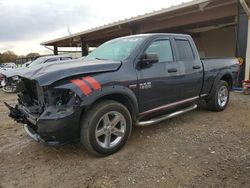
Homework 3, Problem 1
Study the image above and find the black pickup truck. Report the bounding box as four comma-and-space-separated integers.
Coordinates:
5, 34, 239, 156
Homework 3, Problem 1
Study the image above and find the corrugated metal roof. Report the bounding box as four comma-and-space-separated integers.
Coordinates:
41, 0, 210, 45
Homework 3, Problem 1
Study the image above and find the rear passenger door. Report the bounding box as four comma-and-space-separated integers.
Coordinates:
173, 37, 203, 100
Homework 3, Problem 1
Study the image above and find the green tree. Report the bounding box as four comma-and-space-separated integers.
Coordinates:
1, 51, 18, 63
26, 53, 40, 58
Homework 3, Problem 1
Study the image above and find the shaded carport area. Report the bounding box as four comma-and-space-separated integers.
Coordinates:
41, 0, 250, 80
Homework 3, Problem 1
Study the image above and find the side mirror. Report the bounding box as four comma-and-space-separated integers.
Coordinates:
140, 53, 159, 67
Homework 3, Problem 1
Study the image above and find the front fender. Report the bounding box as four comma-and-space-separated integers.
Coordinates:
55, 83, 139, 117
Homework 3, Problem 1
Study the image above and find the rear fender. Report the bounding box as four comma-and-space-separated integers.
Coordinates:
207, 70, 233, 99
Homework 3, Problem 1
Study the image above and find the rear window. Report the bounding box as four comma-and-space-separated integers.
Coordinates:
175, 39, 194, 61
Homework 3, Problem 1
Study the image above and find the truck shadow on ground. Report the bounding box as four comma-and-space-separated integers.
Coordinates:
24, 100, 211, 160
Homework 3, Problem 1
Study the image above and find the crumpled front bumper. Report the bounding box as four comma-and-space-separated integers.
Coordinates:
5, 103, 82, 146
23, 124, 61, 146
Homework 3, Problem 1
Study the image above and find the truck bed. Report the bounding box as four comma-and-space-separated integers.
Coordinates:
201, 57, 239, 95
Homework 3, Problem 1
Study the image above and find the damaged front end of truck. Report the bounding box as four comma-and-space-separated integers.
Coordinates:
3, 60, 121, 146
5, 77, 83, 146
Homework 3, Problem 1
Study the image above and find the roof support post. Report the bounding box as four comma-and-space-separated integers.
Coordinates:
81, 37, 88, 57
245, 18, 250, 80
53, 46, 58, 55
240, 0, 250, 80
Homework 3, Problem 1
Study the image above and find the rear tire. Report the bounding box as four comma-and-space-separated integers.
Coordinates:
206, 80, 230, 111
80, 100, 132, 156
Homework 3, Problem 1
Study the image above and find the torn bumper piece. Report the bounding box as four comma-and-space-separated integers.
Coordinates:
5, 103, 82, 146
23, 124, 60, 146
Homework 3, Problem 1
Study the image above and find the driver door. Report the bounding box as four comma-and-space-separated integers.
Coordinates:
137, 37, 181, 113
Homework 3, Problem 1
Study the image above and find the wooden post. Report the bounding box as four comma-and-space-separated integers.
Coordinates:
237, 1, 249, 81
81, 37, 88, 56
53, 46, 58, 55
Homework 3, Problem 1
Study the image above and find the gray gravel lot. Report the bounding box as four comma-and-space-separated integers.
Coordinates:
0, 91, 250, 188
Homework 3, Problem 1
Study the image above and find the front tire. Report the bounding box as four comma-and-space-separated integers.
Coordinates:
80, 100, 132, 156
206, 80, 230, 111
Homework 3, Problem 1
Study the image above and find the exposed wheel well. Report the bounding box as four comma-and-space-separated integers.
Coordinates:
221, 74, 233, 89
90, 94, 137, 123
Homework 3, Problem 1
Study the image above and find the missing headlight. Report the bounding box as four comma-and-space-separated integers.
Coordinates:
44, 89, 80, 107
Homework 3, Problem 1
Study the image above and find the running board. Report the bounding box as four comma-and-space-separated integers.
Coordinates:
136, 103, 197, 126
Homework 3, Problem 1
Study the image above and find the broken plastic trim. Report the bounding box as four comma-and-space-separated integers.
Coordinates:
23, 124, 61, 146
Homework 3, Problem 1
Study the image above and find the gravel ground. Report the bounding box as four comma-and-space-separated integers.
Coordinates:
0, 90, 250, 188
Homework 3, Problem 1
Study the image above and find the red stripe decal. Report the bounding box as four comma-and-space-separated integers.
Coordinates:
83, 76, 101, 90
71, 79, 92, 96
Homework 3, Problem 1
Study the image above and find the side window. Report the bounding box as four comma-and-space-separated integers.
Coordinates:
45, 58, 59, 63
145, 40, 173, 63
61, 57, 72, 61
175, 39, 194, 60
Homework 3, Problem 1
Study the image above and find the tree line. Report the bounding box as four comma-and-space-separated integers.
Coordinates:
0, 51, 40, 64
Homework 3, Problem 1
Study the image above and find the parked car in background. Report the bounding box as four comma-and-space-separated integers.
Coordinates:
27, 55, 73, 68
22, 61, 32, 68
0, 63, 17, 88
0, 62, 17, 70
0, 55, 73, 92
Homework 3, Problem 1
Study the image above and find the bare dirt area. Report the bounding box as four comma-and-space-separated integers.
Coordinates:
0, 90, 250, 188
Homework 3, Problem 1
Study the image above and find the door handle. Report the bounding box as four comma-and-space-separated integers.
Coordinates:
193, 65, 201, 69
168, 68, 178, 73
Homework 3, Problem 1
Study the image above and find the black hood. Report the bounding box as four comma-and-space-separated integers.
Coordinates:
4, 59, 121, 86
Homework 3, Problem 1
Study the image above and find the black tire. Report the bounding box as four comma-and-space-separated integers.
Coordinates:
206, 80, 230, 111
80, 100, 132, 156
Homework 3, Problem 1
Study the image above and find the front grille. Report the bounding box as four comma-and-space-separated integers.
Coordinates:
22, 78, 38, 100
17, 78, 41, 108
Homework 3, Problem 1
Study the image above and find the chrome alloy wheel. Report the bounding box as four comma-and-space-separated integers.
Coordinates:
218, 85, 228, 107
95, 111, 126, 149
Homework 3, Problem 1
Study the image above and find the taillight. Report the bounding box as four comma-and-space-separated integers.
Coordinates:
238, 57, 244, 65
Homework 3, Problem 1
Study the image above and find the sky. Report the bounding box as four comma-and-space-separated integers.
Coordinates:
0, 0, 191, 55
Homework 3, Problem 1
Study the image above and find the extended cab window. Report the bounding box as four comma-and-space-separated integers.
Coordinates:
175, 39, 194, 60
145, 40, 173, 63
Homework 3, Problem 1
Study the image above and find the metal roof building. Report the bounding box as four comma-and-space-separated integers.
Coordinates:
41, 0, 250, 80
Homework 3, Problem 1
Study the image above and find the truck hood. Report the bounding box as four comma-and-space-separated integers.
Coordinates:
4, 59, 122, 86
2, 67, 27, 78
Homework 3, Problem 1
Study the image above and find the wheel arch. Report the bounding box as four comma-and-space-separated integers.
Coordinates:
80, 86, 139, 123
220, 74, 233, 89
207, 70, 233, 99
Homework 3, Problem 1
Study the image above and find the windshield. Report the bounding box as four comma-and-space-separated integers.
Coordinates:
85, 37, 144, 61
28, 57, 46, 67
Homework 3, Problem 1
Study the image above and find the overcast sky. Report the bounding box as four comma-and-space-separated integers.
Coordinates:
0, 0, 191, 55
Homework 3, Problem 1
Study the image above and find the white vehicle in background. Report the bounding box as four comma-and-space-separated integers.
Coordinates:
0, 62, 17, 70
0, 55, 74, 92
22, 61, 32, 68
0, 63, 17, 88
